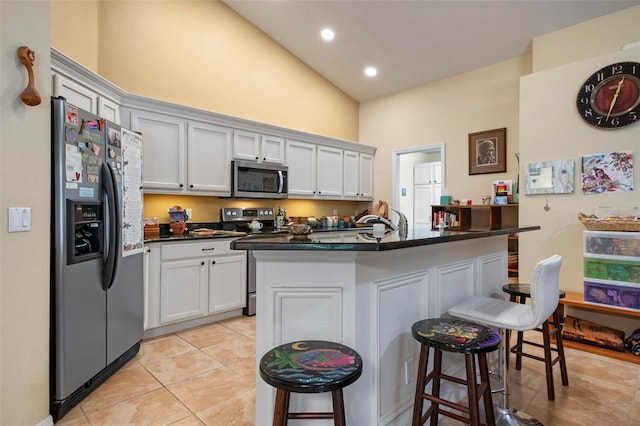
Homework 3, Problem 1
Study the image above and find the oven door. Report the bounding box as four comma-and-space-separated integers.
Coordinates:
233, 160, 288, 199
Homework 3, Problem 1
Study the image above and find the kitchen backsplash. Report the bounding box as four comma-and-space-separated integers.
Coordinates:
144, 194, 369, 223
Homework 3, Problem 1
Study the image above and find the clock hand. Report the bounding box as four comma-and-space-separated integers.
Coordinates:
606, 76, 625, 120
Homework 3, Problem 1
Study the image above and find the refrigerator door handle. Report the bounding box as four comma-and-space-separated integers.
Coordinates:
101, 162, 120, 291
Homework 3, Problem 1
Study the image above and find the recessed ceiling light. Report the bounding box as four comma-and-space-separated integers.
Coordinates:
364, 67, 378, 77
320, 28, 335, 41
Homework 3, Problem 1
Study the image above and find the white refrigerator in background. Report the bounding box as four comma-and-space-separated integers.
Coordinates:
50, 97, 144, 421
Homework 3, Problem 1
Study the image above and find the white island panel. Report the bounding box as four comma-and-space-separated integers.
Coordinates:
253, 235, 507, 425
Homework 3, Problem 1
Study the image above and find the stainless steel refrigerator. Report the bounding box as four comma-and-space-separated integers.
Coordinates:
50, 97, 144, 421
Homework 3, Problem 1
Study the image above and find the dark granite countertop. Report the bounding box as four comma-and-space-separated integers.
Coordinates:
144, 223, 373, 243
144, 231, 247, 243
230, 226, 540, 252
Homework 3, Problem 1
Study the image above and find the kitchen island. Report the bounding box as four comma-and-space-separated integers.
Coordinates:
231, 226, 539, 426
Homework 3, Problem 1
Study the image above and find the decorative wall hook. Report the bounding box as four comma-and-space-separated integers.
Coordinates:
18, 45, 42, 106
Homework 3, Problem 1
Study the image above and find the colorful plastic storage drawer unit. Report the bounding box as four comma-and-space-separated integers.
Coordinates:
584, 281, 640, 311
584, 257, 640, 284
584, 230, 640, 258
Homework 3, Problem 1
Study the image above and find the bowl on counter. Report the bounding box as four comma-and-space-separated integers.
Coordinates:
288, 223, 313, 239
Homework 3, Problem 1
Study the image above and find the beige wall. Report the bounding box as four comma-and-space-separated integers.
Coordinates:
519, 46, 640, 334
360, 55, 531, 205
520, 8, 640, 334
50, 0, 99, 72
361, 7, 640, 335
533, 6, 640, 72
0, 2, 51, 425
95, 0, 359, 141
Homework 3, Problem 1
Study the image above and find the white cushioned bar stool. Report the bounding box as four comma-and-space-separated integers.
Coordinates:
448, 254, 562, 426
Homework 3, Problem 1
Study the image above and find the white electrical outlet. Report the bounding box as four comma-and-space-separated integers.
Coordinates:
404, 357, 414, 385
185, 208, 192, 219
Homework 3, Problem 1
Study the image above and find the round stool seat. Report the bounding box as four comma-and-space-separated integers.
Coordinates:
411, 318, 500, 426
503, 283, 566, 299
412, 318, 501, 355
260, 340, 362, 394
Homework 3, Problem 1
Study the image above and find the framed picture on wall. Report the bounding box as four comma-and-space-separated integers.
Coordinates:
468, 128, 507, 175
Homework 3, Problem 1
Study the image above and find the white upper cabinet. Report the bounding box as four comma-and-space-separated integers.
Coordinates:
285, 140, 316, 196
131, 110, 232, 195
131, 110, 186, 191
97, 97, 121, 124
286, 142, 348, 199
53, 73, 98, 114
260, 135, 285, 164
52, 73, 121, 124
359, 153, 374, 200
187, 122, 232, 194
343, 151, 373, 200
233, 130, 260, 162
233, 130, 284, 164
316, 146, 343, 198
52, 49, 376, 199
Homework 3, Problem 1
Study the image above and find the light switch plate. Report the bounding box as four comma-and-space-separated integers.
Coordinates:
8, 207, 31, 232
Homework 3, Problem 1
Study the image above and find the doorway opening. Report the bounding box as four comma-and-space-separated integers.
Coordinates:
392, 144, 445, 230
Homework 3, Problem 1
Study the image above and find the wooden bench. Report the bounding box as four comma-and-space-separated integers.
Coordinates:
558, 291, 640, 364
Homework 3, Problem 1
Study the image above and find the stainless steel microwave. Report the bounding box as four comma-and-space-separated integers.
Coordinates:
232, 160, 288, 199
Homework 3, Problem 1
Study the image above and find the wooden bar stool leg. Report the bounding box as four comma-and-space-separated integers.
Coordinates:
541, 318, 555, 400
430, 349, 443, 426
478, 353, 495, 426
412, 344, 430, 426
331, 388, 346, 426
553, 309, 569, 387
273, 389, 289, 426
465, 354, 481, 426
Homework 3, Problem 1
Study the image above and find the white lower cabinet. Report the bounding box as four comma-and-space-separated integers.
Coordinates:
160, 258, 209, 324
146, 239, 247, 332
208, 253, 247, 314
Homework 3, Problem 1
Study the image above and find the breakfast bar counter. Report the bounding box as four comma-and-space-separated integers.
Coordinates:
231, 226, 539, 425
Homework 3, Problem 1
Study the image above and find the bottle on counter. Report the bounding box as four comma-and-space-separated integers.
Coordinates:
276, 207, 285, 229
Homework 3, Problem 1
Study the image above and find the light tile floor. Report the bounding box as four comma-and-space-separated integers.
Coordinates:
56, 315, 640, 425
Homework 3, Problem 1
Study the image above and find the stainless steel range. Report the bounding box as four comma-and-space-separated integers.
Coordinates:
220, 207, 275, 233
221, 207, 275, 315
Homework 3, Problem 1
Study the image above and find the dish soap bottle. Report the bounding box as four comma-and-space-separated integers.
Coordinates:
276, 207, 285, 229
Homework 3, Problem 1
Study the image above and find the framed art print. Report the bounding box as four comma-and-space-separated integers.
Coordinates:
469, 128, 506, 175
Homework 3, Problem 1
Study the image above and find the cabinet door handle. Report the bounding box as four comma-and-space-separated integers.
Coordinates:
179, 183, 184, 188
255, 156, 259, 160
190, 184, 194, 188
201, 261, 205, 265
211, 260, 216, 265
201, 247, 215, 251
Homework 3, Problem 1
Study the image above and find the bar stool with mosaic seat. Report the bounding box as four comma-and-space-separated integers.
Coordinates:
259, 340, 362, 426
411, 317, 501, 426
502, 283, 569, 400
448, 254, 562, 426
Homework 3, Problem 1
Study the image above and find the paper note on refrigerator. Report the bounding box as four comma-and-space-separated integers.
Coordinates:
121, 129, 143, 257
65, 144, 83, 183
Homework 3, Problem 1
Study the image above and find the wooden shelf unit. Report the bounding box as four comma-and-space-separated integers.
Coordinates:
558, 291, 640, 365
431, 204, 518, 231
432, 204, 520, 277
